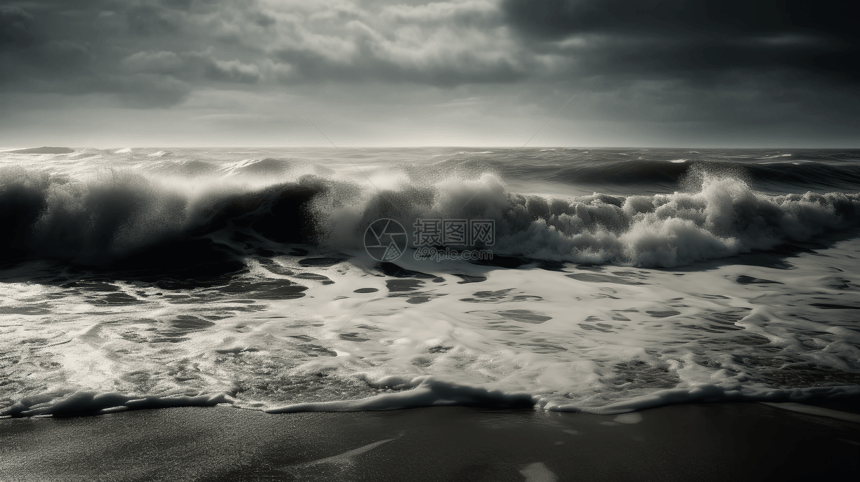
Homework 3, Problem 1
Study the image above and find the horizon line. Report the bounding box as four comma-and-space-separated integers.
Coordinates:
3, 145, 860, 151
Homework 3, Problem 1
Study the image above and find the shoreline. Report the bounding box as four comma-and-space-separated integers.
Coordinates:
1, 402, 858, 481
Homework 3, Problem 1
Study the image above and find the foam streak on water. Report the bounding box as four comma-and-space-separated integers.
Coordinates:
1, 147, 858, 417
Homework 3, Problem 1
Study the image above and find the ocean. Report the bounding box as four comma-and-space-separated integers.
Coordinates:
1, 147, 859, 417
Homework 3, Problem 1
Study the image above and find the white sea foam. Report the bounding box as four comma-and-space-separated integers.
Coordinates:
2, 235, 859, 417
521, 462, 558, 482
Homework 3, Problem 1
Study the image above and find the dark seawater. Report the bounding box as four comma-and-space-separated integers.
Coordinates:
1, 147, 859, 417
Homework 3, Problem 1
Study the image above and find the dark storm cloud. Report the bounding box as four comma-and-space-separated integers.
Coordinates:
502, 0, 860, 84
272, 40, 524, 86
0, 0, 267, 107
0, 5, 37, 48
0, 3, 99, 95
126, 4, 182, 35
123, 50, 262, 84
2, 0, 851, 98
504, 0, 858, 39
266, 0, 528, 85
496, 0, 860, 137
0, 0, 532, 107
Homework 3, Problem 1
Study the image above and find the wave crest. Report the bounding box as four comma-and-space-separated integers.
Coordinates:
1, 164, 858, 268
315, 173, 860, 267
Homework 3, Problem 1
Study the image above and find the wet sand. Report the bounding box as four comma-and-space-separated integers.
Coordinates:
1, 403, 858, 481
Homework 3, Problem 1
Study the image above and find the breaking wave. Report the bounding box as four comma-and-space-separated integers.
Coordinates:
1, 161, 859, 269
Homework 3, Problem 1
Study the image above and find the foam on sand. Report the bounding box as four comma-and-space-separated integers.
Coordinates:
266, 378, 535, 413
0, 392, 232, 418
521, 462, 558, 482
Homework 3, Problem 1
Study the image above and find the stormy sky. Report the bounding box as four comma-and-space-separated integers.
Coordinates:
1, 0, 858, 147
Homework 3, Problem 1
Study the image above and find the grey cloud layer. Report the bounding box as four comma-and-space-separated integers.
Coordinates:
0, 0, 532, 106
500, 0, 860, 135
1, 0, 279, 106
3, 1, 856, 97
1, 0, 858, 144
503, 0, 859, 84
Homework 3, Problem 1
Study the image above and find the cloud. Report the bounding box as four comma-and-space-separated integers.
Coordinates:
123, 50, 184, 73
0, 5, 36, 49
126, 4, 181, 36
1, 0, 858, 146
123, 49, 261, 83
105, 74, 193, 108
502, 0, 859, 40
0, 0, 533, 106
501, 0, 860, 85
380, 0, 499, 24
270, 22, 527, 85
261, 1, 529, 85
0, 0, 267, 107
492, 0, 860, 136
2, 0, 858, 95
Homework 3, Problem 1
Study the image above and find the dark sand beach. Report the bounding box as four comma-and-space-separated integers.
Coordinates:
2, 403, 858, 481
